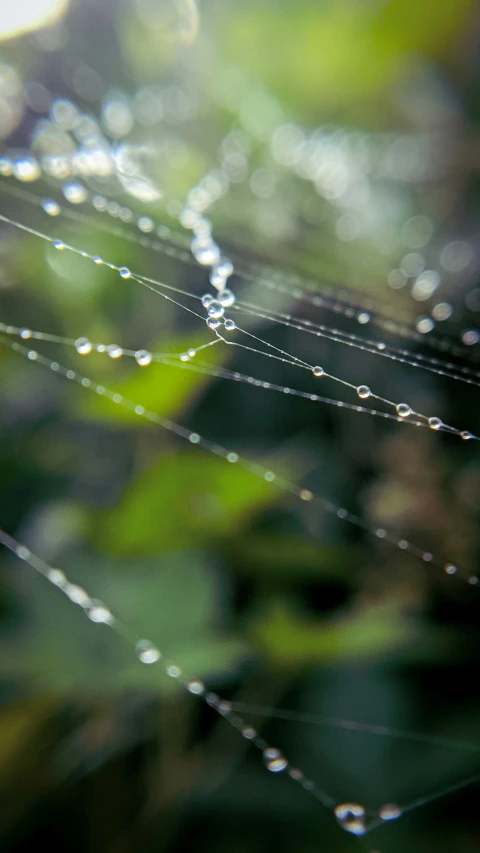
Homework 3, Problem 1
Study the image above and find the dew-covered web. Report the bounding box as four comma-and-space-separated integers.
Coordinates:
0, 3, 479, 848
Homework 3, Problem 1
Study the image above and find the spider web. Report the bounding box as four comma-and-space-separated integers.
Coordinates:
0, 5, 479, 848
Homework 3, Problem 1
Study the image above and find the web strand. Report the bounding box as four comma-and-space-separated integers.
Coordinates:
0, 211, 477, 442
1, 333, 478, 586
1, 528, 478, 838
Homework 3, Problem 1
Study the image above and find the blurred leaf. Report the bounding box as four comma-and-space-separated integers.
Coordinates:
1, 552, 246, 694
71, 332, 224, 426
215, 0, 472, 116
249, 599, 456, 666
94, 451, 278, 555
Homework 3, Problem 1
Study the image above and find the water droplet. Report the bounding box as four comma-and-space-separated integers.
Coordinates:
137, 216, 154, 233
416, 316, 434, 334
300, 489, 313, 501
19, 328, 32, 339
119, 266, 131, 279
224, 319, 236, 331
166, 664, 182, 678
63, 182, 88, 204
48, 568, 66, 587
92, 255, 103, 265
263, 747, 288, 772
334, 803, 366, 836
75, 337, 92, 355
241, 726, 256, 739
42, 199, 60, 216
52, 239, 65, 250
65, 584, 91, 607
461, 431, 473, 441
218, 289, 236, 307
432, 302, 452, 321
187, 679, 205, 695
227, 452, 238, 463
106, 344, 123, 359
444, 563, 457, 575
462, 329, 479, 346
378, 803, 402, 821
428, 416, 442, 430
179, 352, 189, 362
207, 300, 225, 319
0, 157, 12, 176
192, 239, 221, 266
356, 385, 371, 399
136, 640, 161, 664
179, 207, 200, 228
216, 259, 234, 278
135, 350, 152, 366
207, 317, 222, 329
87, 601, 113, 624
187, 348, 197, 357
357, 312, 370, 324
209, 267, 227, 288
201, 293, 214, 308
396, 403, 412, 418
312, 365, 324, 377
12, 154, 41, 182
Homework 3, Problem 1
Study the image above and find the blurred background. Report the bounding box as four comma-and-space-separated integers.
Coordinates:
0, 0, 479, 851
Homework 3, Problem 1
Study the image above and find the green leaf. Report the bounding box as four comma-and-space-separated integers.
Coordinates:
70, 332, 224, 426
94, 451, 278, 555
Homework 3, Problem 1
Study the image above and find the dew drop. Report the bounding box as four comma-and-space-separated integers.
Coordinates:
462, 329, 479, 346
19, 328, 32, 339
47, 568, 66, 587
207, 316, 221, 329
356, 385, 371, 399
461, 430, 473, 441
201, 293, 214, 308
12, 154, 41, 182
396, 403, 412, 418
187, 348, 197, 357
357, 312, 370, 324
87, 600, 113, 624
119, 266, 131, 279
444, 563, 457, 575
263, 747, 288, 773
42, 199, 60, 216
187, 679, 205, 695
218, 289, 236, 308
75, 337, 92, 355
378, 803, 402, 822
136, 640, 161, 664
52, 239, 65, 250
63, 181, 88, 204
312, 365, 324, 377
135, 349, 152, 366
209, 266, 227, 288
241, 726, 256, 739
224, 319, 236, 331
207, 300, 225, 319
166, 664, 182, 678
216, 259, 234, 278
65, 584, 91, 607
428, 416, 442, 430
192, 240, 221, 266
334, 803, 366, 836
106, 344, 123, 359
